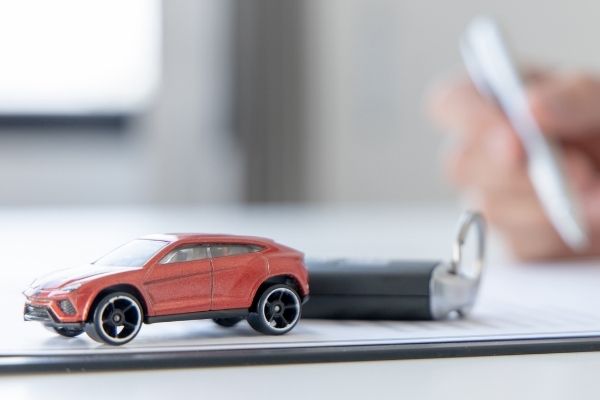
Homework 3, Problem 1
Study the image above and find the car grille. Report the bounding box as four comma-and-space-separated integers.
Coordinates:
24, 304, 53, 322
59, 300, 76, 315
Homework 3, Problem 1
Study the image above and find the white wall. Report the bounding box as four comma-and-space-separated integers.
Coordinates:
2, 0, 599, 206
0, 0, 241, 205
135, 0, 241, 204
303, 0, 600, 203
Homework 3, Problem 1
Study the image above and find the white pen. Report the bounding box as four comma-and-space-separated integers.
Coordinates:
460, 16, 588, 250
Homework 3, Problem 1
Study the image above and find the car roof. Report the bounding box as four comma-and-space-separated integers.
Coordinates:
140, 233, 276, 246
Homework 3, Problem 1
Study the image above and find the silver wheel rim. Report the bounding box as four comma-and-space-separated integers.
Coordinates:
260, 287, 300, 332
98, 295, 142, 343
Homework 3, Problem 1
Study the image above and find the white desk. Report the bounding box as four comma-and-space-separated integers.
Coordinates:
0, 205, 598, 399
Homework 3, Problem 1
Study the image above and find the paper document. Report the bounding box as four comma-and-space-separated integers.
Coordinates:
4, 261, 600, 358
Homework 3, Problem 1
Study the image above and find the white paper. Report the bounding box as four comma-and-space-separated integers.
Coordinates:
6, 260, 600, 356
2, 208, 599, 357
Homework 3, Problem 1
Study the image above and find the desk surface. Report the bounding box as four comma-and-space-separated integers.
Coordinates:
1, 205, 598, 399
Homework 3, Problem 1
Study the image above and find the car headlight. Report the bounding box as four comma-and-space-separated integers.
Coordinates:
61, 283, 82, 293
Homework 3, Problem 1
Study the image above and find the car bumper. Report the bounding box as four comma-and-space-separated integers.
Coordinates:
23, 303, 84, 329
23, 289, 87, 327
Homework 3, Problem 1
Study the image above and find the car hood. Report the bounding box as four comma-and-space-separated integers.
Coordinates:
32, 265, 139, 290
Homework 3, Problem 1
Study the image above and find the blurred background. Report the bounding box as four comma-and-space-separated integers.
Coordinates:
1, 0, 599, 206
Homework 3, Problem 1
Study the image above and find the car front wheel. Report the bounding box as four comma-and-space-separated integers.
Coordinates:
85, 292, 143, 346
248, 284, 301, 335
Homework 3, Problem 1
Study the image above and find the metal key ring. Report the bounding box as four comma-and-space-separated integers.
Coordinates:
450, 211, 486, 278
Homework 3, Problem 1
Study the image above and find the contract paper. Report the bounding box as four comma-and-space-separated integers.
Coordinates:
4, 261, 600, 357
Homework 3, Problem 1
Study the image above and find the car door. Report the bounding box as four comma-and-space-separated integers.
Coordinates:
144, 244, 212, 315
210, 244, 268, 310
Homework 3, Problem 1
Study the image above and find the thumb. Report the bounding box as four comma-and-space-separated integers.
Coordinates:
528, 73, 600, 137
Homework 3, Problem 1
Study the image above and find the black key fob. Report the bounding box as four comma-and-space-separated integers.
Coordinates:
303, 212, 485, 320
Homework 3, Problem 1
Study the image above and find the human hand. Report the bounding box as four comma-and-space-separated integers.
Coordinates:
428, 71, 600, 260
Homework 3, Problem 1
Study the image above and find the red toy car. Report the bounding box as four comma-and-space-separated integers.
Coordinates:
23, 234, 309, 345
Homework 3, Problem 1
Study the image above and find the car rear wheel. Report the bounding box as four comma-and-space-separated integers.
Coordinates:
248, 284, 301, 335
213, 317, 244, 327
85, 292, 143, 346
45, 325, 84, 337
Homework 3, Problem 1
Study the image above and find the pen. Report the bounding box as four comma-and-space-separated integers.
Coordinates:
460, 16, 588, 250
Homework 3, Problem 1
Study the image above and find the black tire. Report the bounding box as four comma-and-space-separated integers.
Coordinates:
84, 323, 102, 343
213, 317, 244, 328
85, 291, 144, 346
45, 325, 84, 338
247, 284, 301, 335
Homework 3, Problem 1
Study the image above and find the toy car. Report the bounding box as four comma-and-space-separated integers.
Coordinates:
23, 234, 309, 345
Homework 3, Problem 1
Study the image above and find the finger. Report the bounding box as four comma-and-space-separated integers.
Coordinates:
562, 145, 598, 193
581, 184, 600, 236
474, 146, 600, 260
471, 147, 596, 237
504, 223, 571, 261
461, 148, 594, 232
443, 127, 527, 192
428, 76, 510, 140
558, 147, 600, 249
528, 73, 600, 137
522, 66, 556, 85
475, 188, 546, 230
563, 134, 600, 166
444, 148, 530, 195
569, 148, 600, 234
472, 190, 572, 260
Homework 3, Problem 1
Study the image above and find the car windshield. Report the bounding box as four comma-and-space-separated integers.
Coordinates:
94, 239, 169, 267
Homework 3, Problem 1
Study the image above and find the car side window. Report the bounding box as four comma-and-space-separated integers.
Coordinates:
159, 245, 209, 264
209, 244, 264, 258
